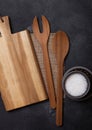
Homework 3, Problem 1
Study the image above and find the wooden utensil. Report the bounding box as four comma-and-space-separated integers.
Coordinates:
0, 16, 48, 111
52, 31, 69, 126
32, 16, 56, 109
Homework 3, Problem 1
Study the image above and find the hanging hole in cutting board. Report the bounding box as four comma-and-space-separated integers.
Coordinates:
0, 32, 2, 37
0, 16, 4, 22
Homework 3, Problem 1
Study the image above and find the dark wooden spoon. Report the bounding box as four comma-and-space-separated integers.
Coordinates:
52, 31, 69, 126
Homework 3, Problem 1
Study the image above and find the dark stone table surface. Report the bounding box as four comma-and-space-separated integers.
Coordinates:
0, 0, 92, 129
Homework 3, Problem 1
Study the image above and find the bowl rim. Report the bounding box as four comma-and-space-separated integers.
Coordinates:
62, 69, 90, 100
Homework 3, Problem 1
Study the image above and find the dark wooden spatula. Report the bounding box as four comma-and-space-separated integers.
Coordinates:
52, 31, 69, 126
32, 16, 56, 109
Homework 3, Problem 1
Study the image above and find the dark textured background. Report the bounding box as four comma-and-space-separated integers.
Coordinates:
0, 0, 92, 130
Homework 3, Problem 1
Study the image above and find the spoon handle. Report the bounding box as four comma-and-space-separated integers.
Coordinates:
56, 63, 64, 126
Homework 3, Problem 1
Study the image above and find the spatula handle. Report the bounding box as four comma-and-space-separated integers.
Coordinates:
56, 63, 64, 126
42, 45, 56, 108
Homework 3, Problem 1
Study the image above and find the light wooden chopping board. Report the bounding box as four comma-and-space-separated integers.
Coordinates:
0, 16, 47, 111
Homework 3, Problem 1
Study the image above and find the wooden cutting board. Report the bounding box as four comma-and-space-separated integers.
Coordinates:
0, 16, 47, 111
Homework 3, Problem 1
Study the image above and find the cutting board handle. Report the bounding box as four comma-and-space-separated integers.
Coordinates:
0, 16, 11, 37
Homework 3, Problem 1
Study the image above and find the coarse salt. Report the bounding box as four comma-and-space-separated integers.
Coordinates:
65, 73, 88, 97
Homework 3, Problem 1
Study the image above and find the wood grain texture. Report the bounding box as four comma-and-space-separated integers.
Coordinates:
0, 16, 47, 111
32, 16, 56, 109
52, 31, 69, 126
